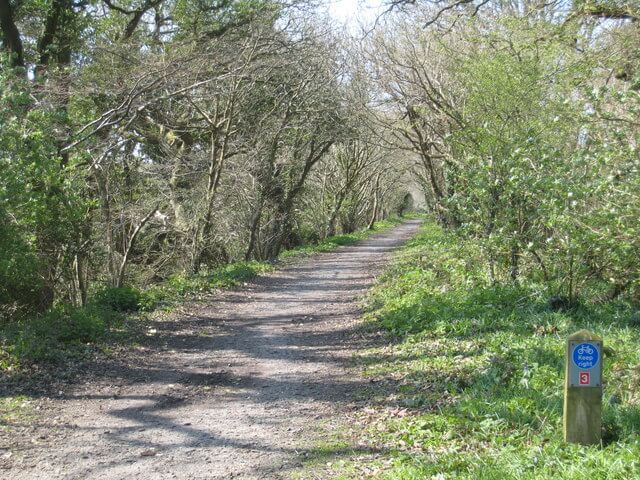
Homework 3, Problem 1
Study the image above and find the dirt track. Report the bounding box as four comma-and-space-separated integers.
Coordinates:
1, 220, 422, 479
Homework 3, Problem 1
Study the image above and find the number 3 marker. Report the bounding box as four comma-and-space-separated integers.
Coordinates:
579, 371, 590, 385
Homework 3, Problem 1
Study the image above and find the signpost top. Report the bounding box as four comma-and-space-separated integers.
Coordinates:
567, 329, 602, 343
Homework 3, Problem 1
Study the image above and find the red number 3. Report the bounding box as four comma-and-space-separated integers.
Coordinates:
579, 372, 590, 385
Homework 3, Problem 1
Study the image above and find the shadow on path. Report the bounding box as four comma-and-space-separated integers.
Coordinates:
1, 220, 423, 480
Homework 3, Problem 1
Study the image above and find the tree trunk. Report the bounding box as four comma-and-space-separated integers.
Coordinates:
245, 203, 263, 261
0, 0, 25, 68
368, 176, 380, 230
510, 244, 520, 285
327, 196, 345, 237
264, 208, 290, 260
115, 207, 157, 287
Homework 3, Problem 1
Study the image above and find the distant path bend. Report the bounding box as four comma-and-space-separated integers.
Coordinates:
4, 219, 423, 480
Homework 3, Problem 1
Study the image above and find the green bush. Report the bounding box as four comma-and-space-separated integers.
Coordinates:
168, 261, 273, 296
11, 305, 108, 364
94, 286, 142, 312
55, 306, 107, 343
137, 286, 167, 312
0, 210, 44, 315
210, 261, 273, 286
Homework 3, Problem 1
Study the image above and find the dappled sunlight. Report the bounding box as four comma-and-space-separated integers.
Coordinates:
0, 220, 422, 478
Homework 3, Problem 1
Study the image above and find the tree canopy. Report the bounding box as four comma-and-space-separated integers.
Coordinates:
1, 0, 639, 318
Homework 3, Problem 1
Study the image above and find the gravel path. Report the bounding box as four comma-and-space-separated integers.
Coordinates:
1, 220, 422, 479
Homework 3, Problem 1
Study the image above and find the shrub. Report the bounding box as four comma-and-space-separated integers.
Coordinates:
137, 287, 168, 312
55, 306, 107, 343
94, 286, 142, 312
11, 305, 108, 364
168, 262, 273, 296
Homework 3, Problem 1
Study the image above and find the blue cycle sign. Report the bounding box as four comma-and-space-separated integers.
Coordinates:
572, 343, 599, 369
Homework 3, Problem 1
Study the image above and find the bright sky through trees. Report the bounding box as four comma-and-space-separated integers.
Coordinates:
326, 0, 385, 30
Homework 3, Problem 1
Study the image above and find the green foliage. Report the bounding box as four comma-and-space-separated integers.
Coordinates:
172, 0, 277, 39
0, 64, 87, 313
4, 305, 111, 365
94, 287, 143, 313
167, 261, 274, 296
322, 221, 640, 479
0, 207, 42, 312
137, 286, 168, 312
398, 15, 640, 302
281, 217, 405, 258
445, 21, 586, 287
94, 284, 171, 314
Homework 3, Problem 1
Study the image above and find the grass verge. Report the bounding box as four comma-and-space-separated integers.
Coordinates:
0, 396, 34, 431
302, 220, 640, 479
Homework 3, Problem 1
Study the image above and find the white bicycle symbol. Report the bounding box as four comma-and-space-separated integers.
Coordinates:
577, 345, 594, 355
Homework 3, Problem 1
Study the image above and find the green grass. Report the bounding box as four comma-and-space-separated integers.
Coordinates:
0, 396, 34, 431
166, 261, 276, 295
308, 221, 640, 479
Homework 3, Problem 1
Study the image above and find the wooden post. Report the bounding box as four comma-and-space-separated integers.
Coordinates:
563, 329, 603, 445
